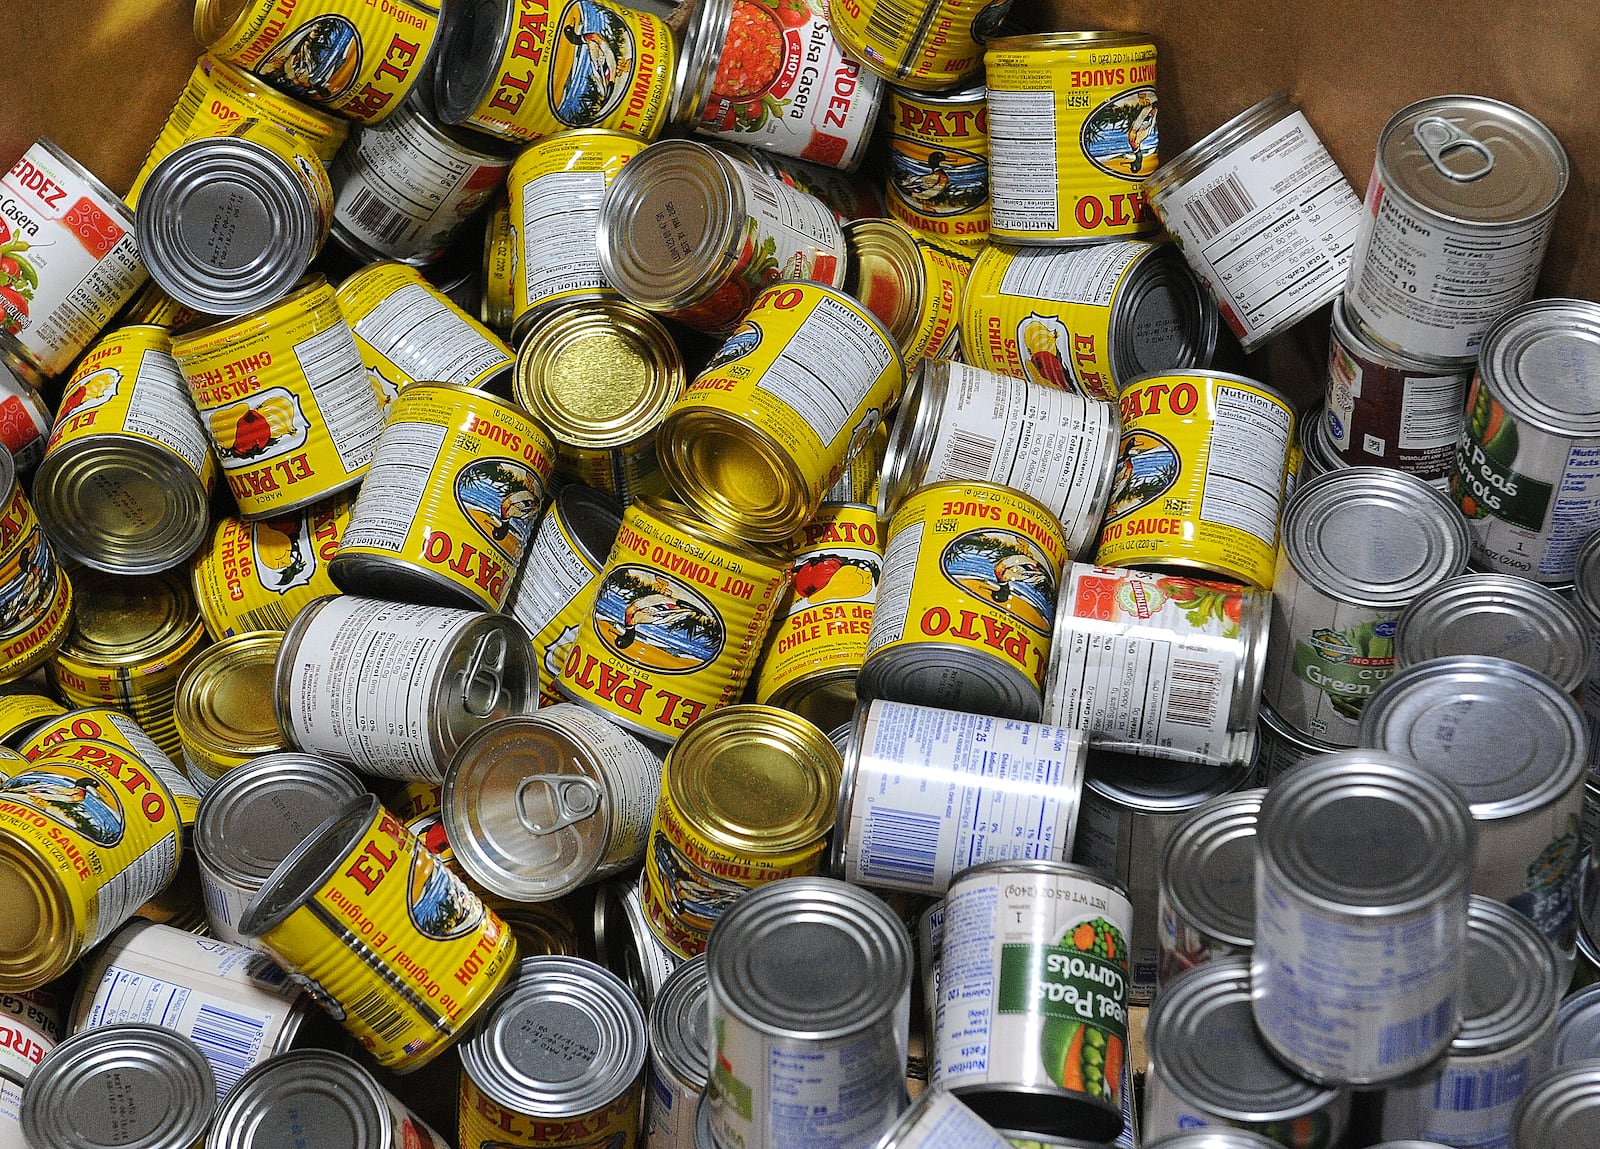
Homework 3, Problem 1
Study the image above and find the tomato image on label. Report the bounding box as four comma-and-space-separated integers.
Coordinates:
792, 553, 877, 604
454, 459, 544, 560
0, 529, 58, 636
208, 388, 310, 467
0, 767, 124, 846
251, 516, 319, 594
254, 15, 363, 105
406, 849, 483, 941
55, 366, 119, 422
0, 220, 39, 335
1106, 431, 1179, 519
1019, 314, 1072, 389
551, 1, 637, 128
594, 567, 726, 671
704, 0, 794, 131
941, 530, 1056, 633
1081, 88, 1158, 179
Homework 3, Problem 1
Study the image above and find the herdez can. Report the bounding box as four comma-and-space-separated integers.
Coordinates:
0, 139, 145, 379
1345, 96, 1568, 364
934, 859, 1132, 1141
1044, 563, 1269, 767
983, 33, 1159, 245
1145, 958, 1351, 1147
276, 595, 537, 781
332, 383, 554, 611
656, 280, 904, 542
1157, 789, 1264, 987
432, 0, 675, 143
706, 878, 912, 1149
833, 698, 1088, 896
831, 0, 1008, 90
196, 0, 440, 124
34, 325, 217, 576
1452, 299, 1600, 584
1144, 94, 1365, 353
646, 954, 708, 1149
190, 493, 350, 638
1264, 467, 1471, 745
721, 144, 888, 224
239, 793, 517, 1071
172, 631, 286, 794
555, 497, 790, 744
960, 240, 1216, 403
1096, 370, 1295, 589
172, 278, 387, 520
886, 82, 990, 248
844, 219, 968, 365
1251, 751, 1476, 1085
860, 480, 1068, 721
0, 351, 52, 476
641, 705, 840, 957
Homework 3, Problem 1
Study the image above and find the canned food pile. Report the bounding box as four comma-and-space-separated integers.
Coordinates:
1, 0, 1599, 1147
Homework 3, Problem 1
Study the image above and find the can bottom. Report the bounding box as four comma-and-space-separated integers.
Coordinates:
857, 643, 1042, 721
0, 835, 76, 989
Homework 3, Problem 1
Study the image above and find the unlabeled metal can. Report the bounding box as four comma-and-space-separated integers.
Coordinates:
555, 497, 790, 744
886, 83, 991, 249
934, 859, 1132, 1140
190, 493, 350, 639
332, 383, 554, 610
827, 0, 1006, 91
1508, 1058, 1600, 1148
444, 707, 662, 901
1145, 958, 1351, 1146
983, 33, 1159, 245
0, 139, 145, 379
834, 698, 1087, 896
1452, 300, 1600, 584
1379, 896, 1561, 1146
596, 139, 847, 335
1045, 563, 1269, 767
34, 325, 216, 576
172, 278, 387, 520
1252, 751, 1477, 1085
593, 873, 682, 1008
458, 955, 647, 1149
1361, 655, 1587, 976
16, 707, 200, 831
172, 631, 286, 794
1145, 94, 1365, 353
276, 595, 537, 781
647, 954, 708, 1149
844, 219, 967, 364
1345, 96, 1568, 364
861, 480, 1067, 721
1265, 467, 1471, 745
1141, 1135, 1282, 1149
239, 793, 517, 1071
961, 240, 1216, 402
707, 877, 911, 1149
641, 705, 839, 957
1157, 790, 1264, 988
1556, 985, 1600, 1066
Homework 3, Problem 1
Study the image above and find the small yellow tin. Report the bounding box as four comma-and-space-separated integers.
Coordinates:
0, 454, 75, 686
172, 631, 286, 794
640, 705, 840, 958
1097, 370, 1296, 591
0, 690, 65, 747
239, 794, 518, 1072
190, 493, 351, 639
556, 497, 791, 744
331, 383, 555, 611
196, 0, 441, 125
172, 277, 388, 520
844, 219, 968, 364
656, 281, 905, 543
886, 82, 991, 248
19, 707, 202, 829
984, 32, 1159, 244
117, 283, 205, 332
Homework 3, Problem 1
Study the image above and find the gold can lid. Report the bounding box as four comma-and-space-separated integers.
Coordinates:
0, 823, 78, 987
174, 631, 285, 758
56, 568, 205, 670
515, 301, 685, 450
665, 705, 840, 854
192, 0, 250, 45
843, 219, 927, 357
634, 495, 792, 568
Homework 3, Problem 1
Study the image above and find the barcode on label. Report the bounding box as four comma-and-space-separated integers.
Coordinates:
1399, 375, 1467, 449
860, 806, 940, 885
1433, 1059, 1528, 1112
349, 986, 413, 1046
1378, 997, 1454, 1066
1187, 172, 1257, 241
940, 428, 999, 481
1163, 659, 1221, 727
343, 186, 414, 248
190, 1003, 267, 1097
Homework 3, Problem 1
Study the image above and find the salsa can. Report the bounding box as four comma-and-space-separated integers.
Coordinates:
826, 0, 1008, 90
983, 33, 1159, 245
190, 493, 350, 639
844, 219, 968, 364
0, 352, 51, 476
886, 82, 991, 248
1157, 790, 1265, 988
646, 954, 709, 1149
0, 139, 146, 379
172, 631, 286, 794
960, 240, 1216, 402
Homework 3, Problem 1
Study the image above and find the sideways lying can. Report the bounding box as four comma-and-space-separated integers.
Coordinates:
886, 83, 991, 249
189, 493, 350, 638
646, 955, 709, 1149
593, 872, 682, 1008
17, 706, 200, 833
1157, 789, 1265, 988
0, 448, 73, 686
481, 195, 515, 334
826, 0, 1006, 90
870, 1089, 1016, 1149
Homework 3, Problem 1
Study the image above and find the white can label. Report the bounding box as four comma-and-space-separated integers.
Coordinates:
645, 1059, 699, 1149
544, 704, 661, 875
1145, 1067, 1350, 1147
734, 163, 848, 273
1380, 1044, 1551, 1148
351, 284, 510, 390
199, 858, 255, 949
891, 1092, 1014, 1149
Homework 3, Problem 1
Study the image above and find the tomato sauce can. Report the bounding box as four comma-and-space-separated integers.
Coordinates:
657, 280, 904, 542
983, 33, 1159, 245
707, 877, 912, 1149
190, 493, 350, 639
1145, 93, 1366, 352
276, 594, 538, 781
0, 445, 73, 687
1252, 751, 1476, 1085
0, 139, 146, 379
1096, 370, 1295, 589
844, 219, 968, 364
645, 954, 708, 1149
671, 0, 884, 170
239, 793, 517, 1071
885, 82, 990, 249
960, 240, 1216, 402
933, 859, 1133, 1141
861, 480, 1067, 721
593, 872, 682, 1008
1156, 789, 1264, 988
195, 0, 441, 125
555, 496, 791, 744
1265, 467, 1471, 745
829, 0, 1008, 90
19, 705, 201, 833
331, 383, 554, 610
172, 631, 286, 794
597, 139, 847, 335
1345, 96, 1568, 365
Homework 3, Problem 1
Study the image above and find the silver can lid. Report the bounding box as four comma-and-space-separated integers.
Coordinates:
193, 751, 367, 886
1084, 749, 1256, 815
1279, 466, 1471, 606
1395, 573, 1591, 694
1509, 1057, 1600, 1147
237, 794, 381, 937
1574, 529, 1600, 631
1148, 957, 1345, 1124
872, 1089, 1013, 1149
208, 1049, 398, 1149
1376, 95, 1567, 227
22, 1024, 215, 1149
858, 638, 1045, 722
706, 876, 911, 1041
1453, 896, 1561, 1055
459, 955, 647, 1119
649, 953, 710, 1094
1359, 655, 1587, 821
1159, 789, 1266, 950
1476, 299, 1600, 439
1141, 1131, 1285, 1148
1258, 750, 1477, 917
1111, 243, 1219, 383
1556, 984, 1600, 1066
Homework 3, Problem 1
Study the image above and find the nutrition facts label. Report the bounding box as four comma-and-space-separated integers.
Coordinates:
755, 296, 894, 448
997, 242, 1140, 308
519, 170, 611, 309
864, 522, 923, 652
126, 348, 212, 475
354, 284, 509, 388
1200, 385, 1293, 544
338, 421, 447, 554
292, 324, 386, 476
509, 508, 598, 639
988, 88, 1060, 232
89, 832, 178, 950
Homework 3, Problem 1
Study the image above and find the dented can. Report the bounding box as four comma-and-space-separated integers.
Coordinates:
886, 83, 991, 249
830, 0, 1008, 90
190, 493, 350, 639
172, 631, 287, 794
1157, 790, 1265, 988
844, 218, 968, 364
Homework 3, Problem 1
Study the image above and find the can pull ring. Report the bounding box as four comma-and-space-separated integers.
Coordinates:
516, 775, 602, 835
1413, 116, 1495, 182
460, 630, 507, 718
